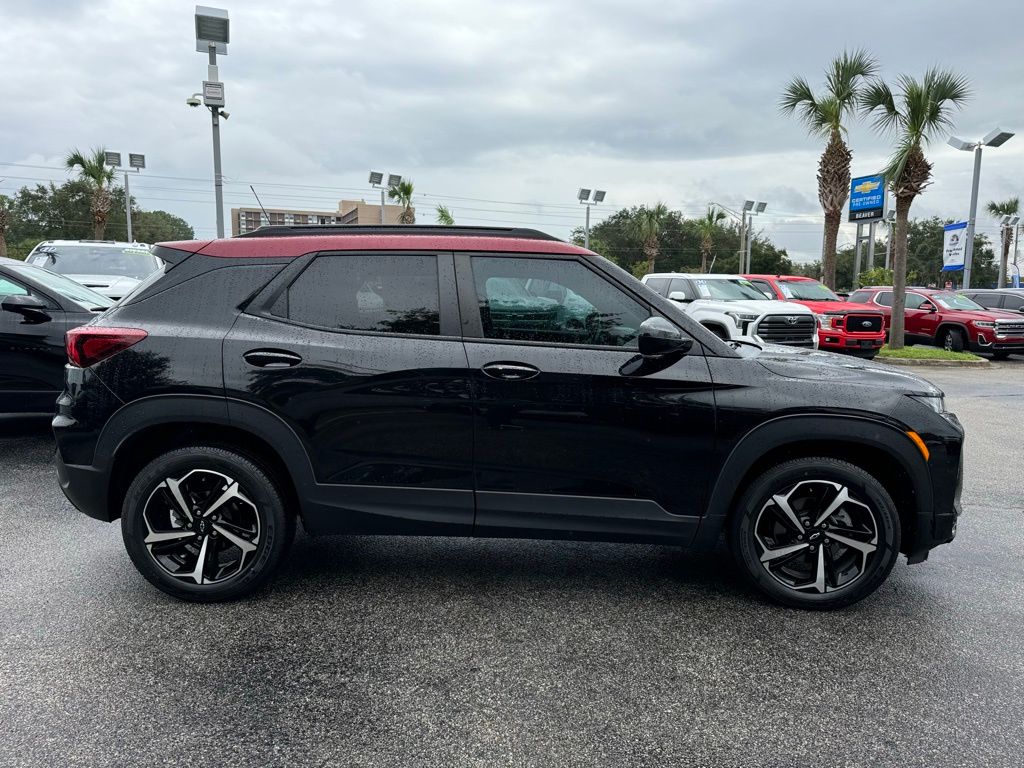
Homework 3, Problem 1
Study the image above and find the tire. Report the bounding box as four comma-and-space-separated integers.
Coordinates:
703, 323, 730, 341
941, 327, 966, 352
121, 446, 295, 602
729, 457, 901, 610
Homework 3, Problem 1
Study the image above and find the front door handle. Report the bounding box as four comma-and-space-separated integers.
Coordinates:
243, 348, 303, 368
481, 361, 540, 381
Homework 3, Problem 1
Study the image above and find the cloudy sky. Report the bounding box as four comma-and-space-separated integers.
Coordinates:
2, 0, 1022, 262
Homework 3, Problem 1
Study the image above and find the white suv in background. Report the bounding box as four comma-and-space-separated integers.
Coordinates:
25, 240, 160, 301
642, 273, 817, 347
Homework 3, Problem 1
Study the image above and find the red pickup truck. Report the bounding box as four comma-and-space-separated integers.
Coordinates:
744, 274, 886, 357
848, 286, 1024, 359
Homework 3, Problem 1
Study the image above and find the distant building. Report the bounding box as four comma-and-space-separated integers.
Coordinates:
230, 199, 413, 236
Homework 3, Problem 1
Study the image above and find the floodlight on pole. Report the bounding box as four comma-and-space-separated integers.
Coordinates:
370, 171, 400, 224
577, 187, 605, 249
947, 126, 1015, 288
104, 151, 145, 242
883, 209, 896, 270
745, 201, 767, 272
387, 174, 402, 188
998, 214, 1022, 286
192, 5, 230, 238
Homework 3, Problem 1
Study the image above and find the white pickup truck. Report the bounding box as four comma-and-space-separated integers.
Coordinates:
642, 272, 817, 347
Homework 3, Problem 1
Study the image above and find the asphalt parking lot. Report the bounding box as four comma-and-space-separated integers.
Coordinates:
1, 360, 1022, 768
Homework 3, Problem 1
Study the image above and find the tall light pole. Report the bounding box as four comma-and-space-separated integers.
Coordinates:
104, 152, 145, 242
881, 210, 896, 270
745, 201, 767, 272
578, 188, 606, 249
369, 172, 402, 224
947, 127, 1015, 288
193, 6, 230, 238
999, 214, 1020, 287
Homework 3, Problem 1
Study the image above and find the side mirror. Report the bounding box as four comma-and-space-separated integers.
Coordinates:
2, 293, 51, 322
667, 291, 690, 303
921, 302, 937, 313
637, 317, 693, 358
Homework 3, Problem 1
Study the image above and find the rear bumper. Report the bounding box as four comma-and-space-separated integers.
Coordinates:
55, 446, 113, 522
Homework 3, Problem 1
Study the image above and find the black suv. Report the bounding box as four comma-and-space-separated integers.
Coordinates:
53, 226, 964, 609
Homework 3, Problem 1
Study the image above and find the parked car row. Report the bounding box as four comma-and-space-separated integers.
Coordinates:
37, 224, 965, 611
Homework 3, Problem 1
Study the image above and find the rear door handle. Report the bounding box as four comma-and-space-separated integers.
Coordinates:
243, 349, 303, 368
481, 361, 540, 381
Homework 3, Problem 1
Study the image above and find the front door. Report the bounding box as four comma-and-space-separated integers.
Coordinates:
223, 251, 474, 535
457, 254, 717, 544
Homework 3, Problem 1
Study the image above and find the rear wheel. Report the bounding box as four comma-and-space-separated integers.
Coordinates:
941, 327, 966, 352
729, 458, 900, 610
121, 446, 295, 602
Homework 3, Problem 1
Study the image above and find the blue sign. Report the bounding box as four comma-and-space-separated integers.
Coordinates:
942, 221, 968, 272
849, 174, 886, 222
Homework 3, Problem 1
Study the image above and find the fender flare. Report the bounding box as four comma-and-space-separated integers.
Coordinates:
691, 414, 932, 550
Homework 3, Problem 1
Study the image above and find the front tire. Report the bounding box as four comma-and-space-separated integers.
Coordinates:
941, 327, 966, 352
121, 446, 295, 602
729, 458, 900, 610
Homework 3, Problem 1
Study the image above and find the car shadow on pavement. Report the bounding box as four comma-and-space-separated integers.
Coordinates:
0, 416, 53, 439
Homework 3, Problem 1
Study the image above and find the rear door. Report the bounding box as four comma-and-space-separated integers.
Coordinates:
223, 251, 474, 535
456, 253, 717, 544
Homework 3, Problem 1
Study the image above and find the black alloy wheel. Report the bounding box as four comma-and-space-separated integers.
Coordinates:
730, 458, 900, 609
121, 446, 294, 602
942, 327, 966, 352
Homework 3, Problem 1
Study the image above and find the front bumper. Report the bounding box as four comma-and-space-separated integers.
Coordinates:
817, 330, 885, 353
905, 411, 965, 564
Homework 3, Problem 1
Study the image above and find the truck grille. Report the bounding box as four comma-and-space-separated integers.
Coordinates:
996, 319, 1024, 335
757, 314, 816, 346
843, 314, 883, 333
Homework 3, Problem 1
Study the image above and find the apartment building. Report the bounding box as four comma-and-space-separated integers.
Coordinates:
230, 199, 412, 235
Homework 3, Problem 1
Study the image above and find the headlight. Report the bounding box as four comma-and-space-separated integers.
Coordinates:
971, 320, 995, 328
908, 394, 946, 413
726, 311, 759, 329
815, 313, 841, 328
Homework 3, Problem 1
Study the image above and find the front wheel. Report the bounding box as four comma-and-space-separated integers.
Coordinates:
121, 446, 295, 602
942, 327, 966, 352
729, 458, 900, 610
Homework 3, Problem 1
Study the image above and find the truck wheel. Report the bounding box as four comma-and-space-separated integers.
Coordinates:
729, 458, 900, 610
941, 327, 966, 352
121, 446, 295, 602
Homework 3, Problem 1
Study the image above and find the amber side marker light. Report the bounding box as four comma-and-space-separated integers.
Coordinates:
906, 431, 930, 461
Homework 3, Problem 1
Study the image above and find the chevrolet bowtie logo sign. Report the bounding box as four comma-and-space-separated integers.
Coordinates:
854, 179, 881, 195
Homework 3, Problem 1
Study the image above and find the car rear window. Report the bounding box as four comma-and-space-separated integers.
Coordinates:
281, 254, 440, 335
27, 244, 160, 279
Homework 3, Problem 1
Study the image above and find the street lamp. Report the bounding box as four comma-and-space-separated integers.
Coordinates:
947, 126, 1015, 288
578, 188, 606, 249
104, 152, 146, 242
369, 171, 401, 224
881, 209, 896, 270
193, 5, 230, 238
744, 200, 767, 272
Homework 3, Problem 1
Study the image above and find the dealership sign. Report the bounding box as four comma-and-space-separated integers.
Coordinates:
848, 174, 886, 222
942, 221, 968, 272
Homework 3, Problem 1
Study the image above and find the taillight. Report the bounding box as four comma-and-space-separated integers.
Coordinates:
66, 327, 148, 368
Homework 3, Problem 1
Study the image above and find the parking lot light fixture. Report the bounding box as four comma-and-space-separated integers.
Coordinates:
104, 152, 145, 242
194, 6, 230, 238
578, 188, 605, 249
744, 201, 767, 272
947, 127, 1015, 288
369, 171, 388, 224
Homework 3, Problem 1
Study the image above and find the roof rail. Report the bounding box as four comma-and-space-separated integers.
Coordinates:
235, 224, 562, 241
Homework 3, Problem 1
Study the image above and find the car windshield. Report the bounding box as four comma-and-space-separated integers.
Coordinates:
932, 292, 984, 311
28, 245, 160, 279
777, 280, 840, 301
694, 278, 768, 302
9, 263, 113, 310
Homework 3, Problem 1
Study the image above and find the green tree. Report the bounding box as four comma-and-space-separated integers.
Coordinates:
694, 206, 727, 273
0, 195, 11, 257
780, 50, 878, 290
388, 179, 416, 224
630, 203, 671, 273
435, 204, 454, 225
858, 266, 893, 288
131, 210, 195, 243
65, 147, 116, 239
860, 68, 970, 348
986, 197, 1019, 287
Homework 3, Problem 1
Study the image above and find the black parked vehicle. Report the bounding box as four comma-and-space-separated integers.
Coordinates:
0, 256, 113, 415
958, 288, 1024, 314
53, 226, 964, 609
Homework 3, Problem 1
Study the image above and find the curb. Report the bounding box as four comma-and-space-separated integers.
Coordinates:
878, 357, 989, 368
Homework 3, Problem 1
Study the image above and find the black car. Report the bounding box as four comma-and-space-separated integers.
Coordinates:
0, 256, 113, 415
52, 226, 964, 609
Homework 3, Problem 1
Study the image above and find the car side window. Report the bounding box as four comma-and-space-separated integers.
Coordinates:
972, 293, 1003, 308
644, 277, 670, 296
847, 290, 871, 303
471, 257, 649, 348
0, 277, 30, 298
1002, 295, 1024, 311
875, 292, 893, 307
667, 278, 695, 300
281, 254, 440, 335
904, 293, 928, 310
750, 280, 776, 299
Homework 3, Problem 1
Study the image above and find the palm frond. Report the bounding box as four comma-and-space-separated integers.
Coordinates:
986, 197, 1020, 218
859, 80, 899, 133
825, 49, 878, 105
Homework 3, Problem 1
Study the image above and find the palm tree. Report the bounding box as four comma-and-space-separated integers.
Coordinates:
65, 147, 116, 239
695, 206, 727, 273
630, 203, 670, 274
0, 194, 11, 258
986, 197, 1019, 286
387, 179, 416, 224
861, 68, 970, 349
780, 50, 878, 290
435, 204, 455, 225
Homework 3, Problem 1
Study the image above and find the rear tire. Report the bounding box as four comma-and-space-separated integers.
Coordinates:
729, 458, 900, 610
121, 446, 295, 602
941, 327, 966, 352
